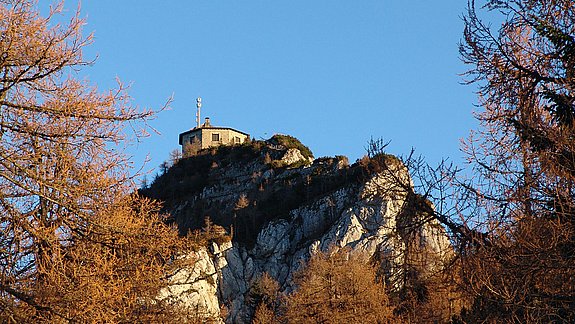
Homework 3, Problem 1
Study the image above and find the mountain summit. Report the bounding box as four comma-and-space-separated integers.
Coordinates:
141, 135, 453, 322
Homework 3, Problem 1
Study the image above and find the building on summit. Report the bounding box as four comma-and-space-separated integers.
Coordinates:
178, 98, 250, 156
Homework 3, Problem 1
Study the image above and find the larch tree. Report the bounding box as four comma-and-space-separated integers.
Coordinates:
283, 250, 397, 324
455, 0, 575, 321
0, 1, 193, 322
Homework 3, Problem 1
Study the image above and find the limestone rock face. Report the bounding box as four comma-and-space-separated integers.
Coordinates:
157, 249, 222, 321
280, 148, 306, 166
144, 141, 452, 323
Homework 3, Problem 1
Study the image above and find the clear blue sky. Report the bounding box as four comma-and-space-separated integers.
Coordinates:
55, 1, 478, 177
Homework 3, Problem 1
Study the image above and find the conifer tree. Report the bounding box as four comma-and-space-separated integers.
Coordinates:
0, 1, 192, 321
284, 250, 397, 323
456, 0, 575, 321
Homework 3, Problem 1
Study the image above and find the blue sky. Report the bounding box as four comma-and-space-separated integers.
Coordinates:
56, 1, 478, 177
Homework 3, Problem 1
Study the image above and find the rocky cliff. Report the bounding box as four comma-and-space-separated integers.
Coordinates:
142, 135, 452, 323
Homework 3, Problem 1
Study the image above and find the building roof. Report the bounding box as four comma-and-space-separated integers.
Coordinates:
178, 126, 250, 145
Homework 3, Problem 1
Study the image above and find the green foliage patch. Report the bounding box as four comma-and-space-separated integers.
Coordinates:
268, 134, 314, 160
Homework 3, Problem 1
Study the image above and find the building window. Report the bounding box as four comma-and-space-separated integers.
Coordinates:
212, 133, 220, 142
189, 135, 197, 144
235, 137, 241, 144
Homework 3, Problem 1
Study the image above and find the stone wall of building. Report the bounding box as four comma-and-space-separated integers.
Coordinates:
181, 128, 249, 156
198, 129, 248, 149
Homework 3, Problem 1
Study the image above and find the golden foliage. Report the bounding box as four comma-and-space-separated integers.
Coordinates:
234, 194, 250, 210
0, 0, 193, 322
250, 273, 282, 324
284, 250, 397, 324
2, 196, 196, 323
456, 0, 575, 321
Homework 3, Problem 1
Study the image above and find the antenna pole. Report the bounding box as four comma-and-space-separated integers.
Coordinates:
196, 97, 202, 128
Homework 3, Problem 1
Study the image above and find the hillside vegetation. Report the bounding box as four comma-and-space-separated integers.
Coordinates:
142, 136, 370, 247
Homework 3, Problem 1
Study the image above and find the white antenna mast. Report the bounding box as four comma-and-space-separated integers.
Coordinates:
196, 97, 202, 128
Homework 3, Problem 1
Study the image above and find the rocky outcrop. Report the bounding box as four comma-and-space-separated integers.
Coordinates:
157, 249, 222, 320
143, 138, 452, 323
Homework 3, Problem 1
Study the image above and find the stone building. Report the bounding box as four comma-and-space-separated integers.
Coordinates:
179, 117, 249, 150
178, 98, 250, 156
